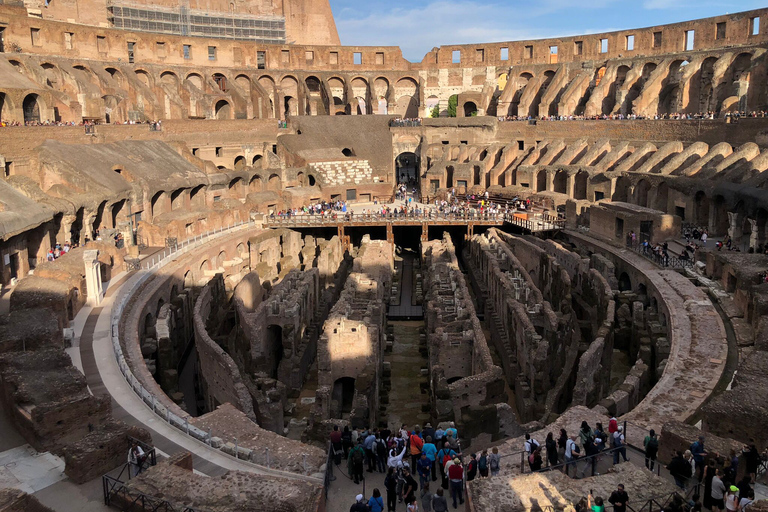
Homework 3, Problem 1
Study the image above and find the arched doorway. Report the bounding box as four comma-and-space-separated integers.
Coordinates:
463, 101, 478, 117
214, 100, 231, 119
574, 171, 588, 200
553, 170, 568, 194
536, 170, 547, 192
332, 377, 355, 418
23, 94, 41, 124
618, 272, 632, 292
396, 152, 419, 185
634, 179, 650, 208
266, 325, 283, 379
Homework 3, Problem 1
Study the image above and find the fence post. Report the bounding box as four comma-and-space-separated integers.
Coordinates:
303, 454, 308, 475
235, 438, 238, 460
208, 429, 212, 446
266, 447, 270, 468
185, 417, 189, 435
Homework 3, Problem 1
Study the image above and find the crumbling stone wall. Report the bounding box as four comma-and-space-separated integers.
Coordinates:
0, 489, 55, 512
0, 348, 111, 453
424, 233, 510, 443
63, 421, 152, 484
313, 236, 392, 429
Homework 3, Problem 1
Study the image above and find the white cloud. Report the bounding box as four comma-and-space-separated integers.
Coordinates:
334, 0, 618, 61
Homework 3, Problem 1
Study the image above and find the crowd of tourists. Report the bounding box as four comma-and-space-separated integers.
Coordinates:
334, 422, 500, 511
661, 435, 763, 512
390, 118, 423, 127
497, 111, 768, 122
45, 241, 74, 262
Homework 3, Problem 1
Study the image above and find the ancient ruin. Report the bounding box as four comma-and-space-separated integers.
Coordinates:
0, 1, 768, 511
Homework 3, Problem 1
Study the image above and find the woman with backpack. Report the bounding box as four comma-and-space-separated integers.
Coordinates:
644, 429, 659, 471
489, 447, 501, 476
478, 450, 489, 478
546, 432, 559, 468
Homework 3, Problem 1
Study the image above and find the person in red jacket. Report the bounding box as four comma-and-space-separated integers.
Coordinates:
448, 458, 464, 508
410, 425, 424, 470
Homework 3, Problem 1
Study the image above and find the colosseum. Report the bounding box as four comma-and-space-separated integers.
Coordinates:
0, 0, 767, 510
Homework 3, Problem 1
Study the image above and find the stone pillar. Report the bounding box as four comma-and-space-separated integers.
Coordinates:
83, 250, 103, 306
727, 212, 742, 247
566, 173, 576, 198
746, 218, 758, 251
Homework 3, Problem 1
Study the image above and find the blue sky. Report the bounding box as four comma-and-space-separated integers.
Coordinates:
328, 0, 766, 62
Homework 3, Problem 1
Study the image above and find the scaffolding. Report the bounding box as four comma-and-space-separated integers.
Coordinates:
107, 1, 286, 43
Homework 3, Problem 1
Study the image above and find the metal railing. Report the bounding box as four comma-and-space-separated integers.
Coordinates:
103, 473, 201, 511
108, 220, 321, 481
628, 242, 694, 269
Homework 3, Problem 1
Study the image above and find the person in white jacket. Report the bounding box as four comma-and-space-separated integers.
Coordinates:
128, 442, 145, 477
388, 444, 408, 469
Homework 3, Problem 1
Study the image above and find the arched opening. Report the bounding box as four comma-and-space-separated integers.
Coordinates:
618, 272, 632, 292
23, 94, 41, 124
396, 152, 419, 184
268, 174, 281, 191
283, 96, 296, 118
473, 165, 481, 186
574, 171, 588, 200
654, 182, 669, 213
536, 170, 547, 192
297, 171, 305, 186
694, 191, 709, 227
712, 195, 729, 236
308, 174, 316, 186
0, 93, 6, 123
111, 199, 127, 228
342, 148, 355, 157
553, 170, 568, 194
151, 191, 166, 218
252, 154, 263, 166
249, 175, 263, 192
234, 156, 246, 170
266, 325, 283, 379
446, 166, 454, 188
332, 377, 355, 417
613, 177, 630, 202
214, 100, 231, 119
634, 179, 650, 208
463, 101, 478, 117
190, 185, 205, 208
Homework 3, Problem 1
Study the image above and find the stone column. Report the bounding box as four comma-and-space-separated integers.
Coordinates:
746, 218, 758, 251
727, 212, 742, 247
83, 249, 103, 306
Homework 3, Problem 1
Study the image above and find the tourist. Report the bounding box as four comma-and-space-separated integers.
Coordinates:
711, 469, 727, 512
401, 467, 418, 504
385, 467, 398, 512
342, 425, 353, 456
612, 426, 628, 464
369, 489, 385, 512
348, 440, 366, 484
557, 429, 568, 463
423, 423, 436, 442
478, 450, 489, 478
376, 433, 388, 472
421, 482, 433, 512
736, 474, 753, 503
703, 460, 717, 510
644, 429, 658, 471
447, 458, 464, 508
365, 429, 378, 472
445, 422, 458, 440
128, 441, 146, 477
421, 436, 437, 481
588, 492, 605, 512
529, 447, 543, 472
331, 425, 343, 465
690, 435, 708, 481
524, 432, 540, 456
742, 444, 760, 483
608, 484, 629, 512
608, 417, 618, 446
725, 485, 740, 512
565, 434, 580, 474
545, 432, 559, 468
431, 488, 448, 512
406, 495, 419, 512
389, 444, 408, 469
690, 493, 703, 512
489, 447, 501, 476
466, 453, 478, 480
667, 450, 693, 489
593, 423, 607, 452
684, 450, 696, 487
436, 442, 457, 488
739, 489, 754, 511
410, 426, 425, 472
350, 494, 368, 512
417, 454, 431, 488
726, 449, 739, 484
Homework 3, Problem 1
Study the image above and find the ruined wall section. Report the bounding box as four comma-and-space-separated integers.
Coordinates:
313, 237, 392, 430
423, 233, 509, 443
194, 274, 257, 421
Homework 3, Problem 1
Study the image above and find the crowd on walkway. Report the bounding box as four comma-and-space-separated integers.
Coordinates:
660, 435, 763, 512
497, 111, 768, 123
390, 118, 423, 127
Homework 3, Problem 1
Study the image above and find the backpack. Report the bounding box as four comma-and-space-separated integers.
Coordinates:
526, 439, 539, 452
490, 455, 500, 471
647, 436, 659, 451
478, 456, 488, 471
352, 447, 365, 464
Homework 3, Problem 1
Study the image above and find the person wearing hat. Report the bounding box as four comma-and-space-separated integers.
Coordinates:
350, 493, 368, 512
423, 422, 435, 442
447, 457, 464, 508
725, 485, 739, 512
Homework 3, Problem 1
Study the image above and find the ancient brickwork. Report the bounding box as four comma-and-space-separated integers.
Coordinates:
423, 233, 510, 443
313, 236, 392, 429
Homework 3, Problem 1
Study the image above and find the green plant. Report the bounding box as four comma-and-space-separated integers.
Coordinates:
447, 95, 458, 117
430, 106, 440, 118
